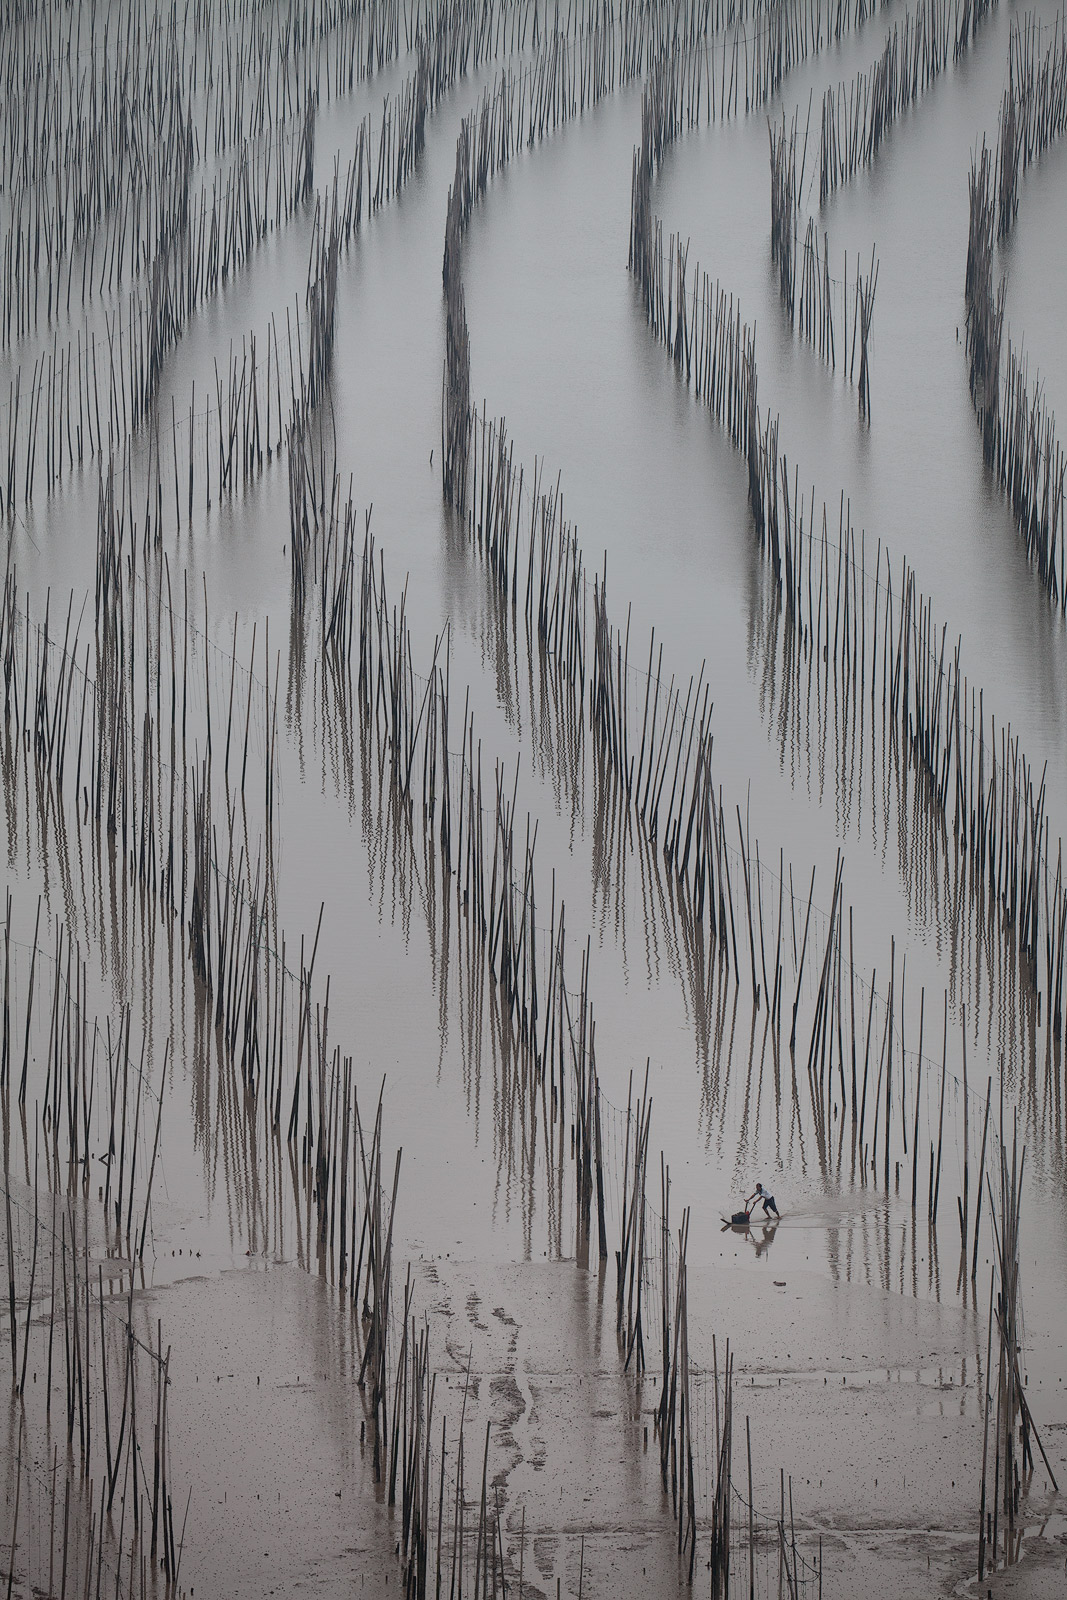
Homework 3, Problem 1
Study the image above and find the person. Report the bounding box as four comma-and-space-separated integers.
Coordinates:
745, 1182, 779, 1219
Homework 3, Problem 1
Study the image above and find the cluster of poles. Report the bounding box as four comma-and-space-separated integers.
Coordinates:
0, 87, 314, 517
768, 108, 879, 411
470, 396, 1029, 1233
315, 0, 1060, 1586
978, 1116, 1059, 1576
2, 904, 184, 1593
617, 32, 1067, 1103
995, 8, 1067, 237
1, 1203, 186, 1598
279, 376, 839, 1589
289, 461, 615, 1268
818, 0, 995, 204
438, 0, 904, 485
0, 420, 453, 1590
0, 0, 930, 531
303, 0, 1062, 1574
0, 3, 194, 344
387, 1305, 527, 1600
2, 906, 166, 1257
617, 1117, 820, 1599
964, 16, 1067, 611
433, 0, 1050, 1249
416, 20, 1063, 1578
0, 31, 783, 1580
422, 69, 1067, 1593
696, 0, 896, 125
630, 210, 760, 439
438, 15, 664, 501
0, 0, 544, 521
0, 0, 721, 532
0, 0, 475, 348
657, 1187, 697, 1579
260, 14, 1067, 1597
749, 502, 1044, 1097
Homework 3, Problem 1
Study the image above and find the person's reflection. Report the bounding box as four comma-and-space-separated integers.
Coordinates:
746, 1219, 780, 1258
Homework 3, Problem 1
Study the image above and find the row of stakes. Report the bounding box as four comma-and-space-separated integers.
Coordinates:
965, 14, 1067, 613
769, 105, 879, 410
0, 240, 784, 1590
0, 0, 674, 524
437, 21, 1067, 1167
816, 0, 995, 205
0, 0, 934, 529
0, 406, 835, 1595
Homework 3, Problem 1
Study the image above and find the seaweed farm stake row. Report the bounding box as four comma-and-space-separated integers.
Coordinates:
769, 108, 879, 410
963, 21, 1067, 611
817, 0, 995, 204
